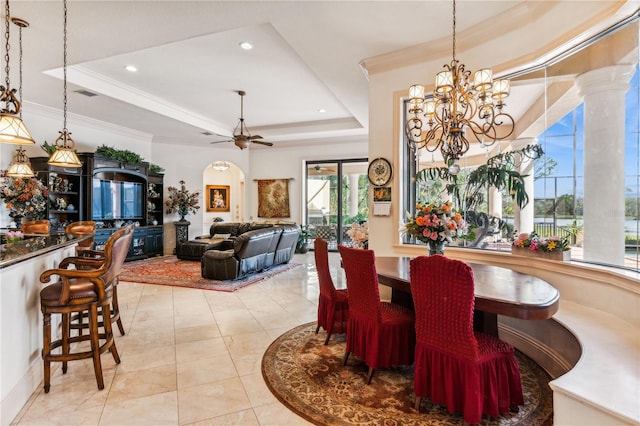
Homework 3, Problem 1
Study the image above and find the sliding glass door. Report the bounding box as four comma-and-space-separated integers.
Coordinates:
305, 159, 368, 250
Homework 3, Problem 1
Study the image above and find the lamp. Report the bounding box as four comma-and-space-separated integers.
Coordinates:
48, 0, 82, 168
0, 1, 34, 144
405, 0, 514, 170
6, 147, 33, 177
211, 161, 229, 171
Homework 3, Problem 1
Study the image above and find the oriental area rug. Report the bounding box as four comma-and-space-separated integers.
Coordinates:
262, 323, 554, 426
119, 255, 301, 292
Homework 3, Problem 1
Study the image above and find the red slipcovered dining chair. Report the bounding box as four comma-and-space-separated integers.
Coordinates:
314, 238, 348, 345
338, 245, 415, 384
410, 255, 524, 424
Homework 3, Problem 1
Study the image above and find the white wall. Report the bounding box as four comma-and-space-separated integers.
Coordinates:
246, 141, 368, 226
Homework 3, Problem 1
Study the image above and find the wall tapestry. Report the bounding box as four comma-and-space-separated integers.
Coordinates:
257, 179, 290, 218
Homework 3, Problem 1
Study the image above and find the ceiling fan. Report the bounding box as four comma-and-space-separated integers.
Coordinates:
210, 90, 273, 150
310, 164, 336, 175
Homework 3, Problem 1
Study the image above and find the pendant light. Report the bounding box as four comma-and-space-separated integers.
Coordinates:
6, 17, 34, 177
48, 0, 81, 168
6, 147, 33, 177
0, 0, 34, 144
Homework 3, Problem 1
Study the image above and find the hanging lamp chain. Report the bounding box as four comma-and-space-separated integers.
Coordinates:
17, 19, 22, 117
63, 0, 68, 131
4, 0, 10, 88
451, 0, 456, 62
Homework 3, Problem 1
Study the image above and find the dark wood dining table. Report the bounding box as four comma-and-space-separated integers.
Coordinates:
375, 257, 560, 336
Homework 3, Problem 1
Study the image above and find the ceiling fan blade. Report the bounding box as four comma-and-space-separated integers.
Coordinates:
251, 140, 273, 146
210, 139, 233, 144
248, 134, 263, 140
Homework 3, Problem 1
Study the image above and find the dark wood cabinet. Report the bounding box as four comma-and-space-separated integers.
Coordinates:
29, 153, 164, 260
30, 157, 83, 233
146, 226, 164, 256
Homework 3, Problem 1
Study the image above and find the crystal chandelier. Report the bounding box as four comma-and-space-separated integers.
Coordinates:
0, 0, 34, 144
48, 0, 82, 168
405, 0, 514, 171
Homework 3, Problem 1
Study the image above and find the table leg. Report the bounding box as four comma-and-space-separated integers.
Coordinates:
474, 310, 498, 337
391, 289, 414, 311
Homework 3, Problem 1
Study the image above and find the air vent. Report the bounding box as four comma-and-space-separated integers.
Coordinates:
74, 89, 98, 97
201, 131, 214, 136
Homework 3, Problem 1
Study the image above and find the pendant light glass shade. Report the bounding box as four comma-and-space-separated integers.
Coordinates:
0, 111, 35, 144
6, 147, 34, 177
48, 130, 82, 167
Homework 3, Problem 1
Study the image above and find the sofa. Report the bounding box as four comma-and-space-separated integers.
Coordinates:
200, 224, 299, 280
176, 222, 278, 260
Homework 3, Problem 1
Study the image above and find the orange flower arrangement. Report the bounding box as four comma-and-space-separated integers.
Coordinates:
405, 201, 470, 245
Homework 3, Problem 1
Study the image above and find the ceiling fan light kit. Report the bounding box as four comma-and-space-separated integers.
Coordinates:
211, 90, 273, 150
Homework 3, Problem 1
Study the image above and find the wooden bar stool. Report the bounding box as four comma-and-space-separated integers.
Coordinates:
39, 226, 133, 392
63, 222, 126, 336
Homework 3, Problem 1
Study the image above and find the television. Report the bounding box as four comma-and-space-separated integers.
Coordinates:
92, 178, 144, 220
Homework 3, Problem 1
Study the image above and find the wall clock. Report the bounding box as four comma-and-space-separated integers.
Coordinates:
367, 157, 392, 186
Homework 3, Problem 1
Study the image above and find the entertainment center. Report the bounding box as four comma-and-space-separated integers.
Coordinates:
31, 153, 164, 260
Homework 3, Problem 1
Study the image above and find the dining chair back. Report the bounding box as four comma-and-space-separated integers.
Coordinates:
314, 237, 348, 344
410, 254, 524, 424
21, 219, 50, 235
338, 245, 415, 384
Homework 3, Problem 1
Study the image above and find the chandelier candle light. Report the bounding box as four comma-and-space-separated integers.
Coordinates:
405, 0, 514, 174
48, 0, 82, 168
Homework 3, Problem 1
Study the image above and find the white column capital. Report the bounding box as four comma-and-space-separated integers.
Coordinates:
576, 64, 635, 97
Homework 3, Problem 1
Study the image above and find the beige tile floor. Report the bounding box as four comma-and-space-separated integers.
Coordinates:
12, 252, 345, 426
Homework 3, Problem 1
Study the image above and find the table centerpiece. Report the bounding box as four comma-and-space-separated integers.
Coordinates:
404, 201, 472, 255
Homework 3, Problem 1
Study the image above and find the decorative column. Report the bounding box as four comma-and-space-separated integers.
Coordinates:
576, 64, 634, 265
512, 138, 537, 235
348, 174, 359, 218
488, 186, 502, 241
173, 220, 190, 253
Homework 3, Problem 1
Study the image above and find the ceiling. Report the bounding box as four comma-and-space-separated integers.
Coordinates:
6, 1, 636, 150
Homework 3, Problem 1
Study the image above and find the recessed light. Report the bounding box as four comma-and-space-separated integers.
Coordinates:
124, 65, 138, 72
239, 41, 253, 50
318, 108, 327, 113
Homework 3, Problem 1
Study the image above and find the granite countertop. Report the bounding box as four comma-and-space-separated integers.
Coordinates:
0, 234, 89, 269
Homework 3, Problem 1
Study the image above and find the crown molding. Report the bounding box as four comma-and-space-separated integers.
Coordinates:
24, 101, 154, 141
43, 65, 231, 137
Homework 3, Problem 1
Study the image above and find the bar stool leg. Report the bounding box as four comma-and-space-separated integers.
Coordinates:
42, 312, 51, 393
102, 302, 121, 364
61, 313, 70, 374
88, 304, 104, 390
112, 284, 125, 336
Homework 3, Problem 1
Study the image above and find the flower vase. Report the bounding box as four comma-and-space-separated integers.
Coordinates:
427, 241, 445, 256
